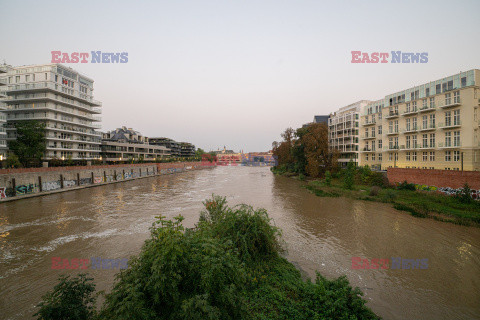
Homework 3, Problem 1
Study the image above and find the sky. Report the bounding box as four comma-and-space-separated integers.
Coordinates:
1, 0, 479, 152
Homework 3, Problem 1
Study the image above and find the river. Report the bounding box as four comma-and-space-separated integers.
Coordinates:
0, 166, 479, 319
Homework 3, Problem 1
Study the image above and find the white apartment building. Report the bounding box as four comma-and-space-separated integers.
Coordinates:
0, 65, 9, 160
2, 64, 102, 160
328, 100, 370, 166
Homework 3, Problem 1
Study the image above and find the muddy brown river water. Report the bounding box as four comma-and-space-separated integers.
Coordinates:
0, 166, 479, 319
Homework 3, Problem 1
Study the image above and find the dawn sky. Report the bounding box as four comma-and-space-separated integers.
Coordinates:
1, 0, 479, 152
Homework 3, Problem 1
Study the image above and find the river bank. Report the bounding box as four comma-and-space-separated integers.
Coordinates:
271, 168, 480, 227
0, 162, 215, 202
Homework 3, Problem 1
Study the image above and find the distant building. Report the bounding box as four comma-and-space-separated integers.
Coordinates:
241, 152, 277, 166
211, 146, 235, 155
302, 115, 329, 128
148, 137, 181, 157
329, 100, 370, 167
0, 65, 8, 160
101, 126, 169, 162
179, 142, 195, 157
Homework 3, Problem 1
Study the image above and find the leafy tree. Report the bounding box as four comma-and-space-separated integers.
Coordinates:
5, 152, 22, 168
34, 274, 97, 320
195, 148, 206, 157
8, 120, 46, 167
344, 160, 355, 190
302, 123, 338, 177
455, 183, 473, 203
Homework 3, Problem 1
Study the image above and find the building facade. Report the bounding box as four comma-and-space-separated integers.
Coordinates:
328, 100, 370, 166
101, 126, 170, 162
179, 142, 195, 157
0, 65, 8, 160
2, 64, 102, 161
149, 137, 181, 156
360, 69, 480, 171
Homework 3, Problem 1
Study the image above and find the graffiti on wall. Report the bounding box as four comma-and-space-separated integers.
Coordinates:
105, 175, 114, 182
124, 172, 132, 179
0, 187, 6, 199
64, 180, 77, 188
79, 178, 92, 185
409, 183, 480, 200
94, 177, 103, 184
42, 181, 61, 192
116, 174, 123, 181
16, 184, 38, 195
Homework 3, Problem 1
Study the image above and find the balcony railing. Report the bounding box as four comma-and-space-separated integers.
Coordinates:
419, 104, 435, 113
6, 81, 102, 106
438, 142, 461, 148
386, 129, 400, 135
385, 111, 399, 119
419, 124, 436, 131
402, 108, 418, 116
438, 98, 461, 108
438, 121, 461, 128
402, 126, 418, 133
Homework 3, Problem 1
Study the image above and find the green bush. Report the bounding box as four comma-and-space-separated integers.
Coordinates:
397, 180, 416, 191
324, 170, 332, 186
455, 183, 473, 204
381, 189, 398, 202
298, 173, 306, 181
369, 186, 381, 196
343, 161, 355, 190
35, 274, 97, 320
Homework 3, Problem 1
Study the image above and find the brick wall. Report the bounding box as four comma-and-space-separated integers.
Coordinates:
387, 168, 480, 189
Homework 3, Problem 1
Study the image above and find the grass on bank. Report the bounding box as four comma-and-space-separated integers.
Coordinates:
35, 195, 379, 320
272, 165, 480, 226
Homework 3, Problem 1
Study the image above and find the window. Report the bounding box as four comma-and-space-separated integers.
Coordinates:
15, 76, 20, 83
445, 151, 451, 162
394, 137, 398, 148
445, 111, 451, 126
445, 132, 452, 147
366, 154, 369, 161
422, 134, 428, 148
406, 152, 411, 161
454, 91, 460, 103
32, 74, 35, 81
389, 153, 393, 161
436, 84, 441, 94
26, 75, 30, 82
389, 121, 393, 133
394, 120, 398, 133
429, 152, 435, 161
429, 133, 435, 148
378, 125, 382, 134
454, 131, 460, 147
406, 136, 411, 148
412, 135, 417, 148
412, 152, 417, 161
412, 118, 417, 130
406, 118, 411, 131
372, 153, 375, 161
453, 110, 460, 125
378, 140, 382, 149
423, 152, 428, 161
429, 97, 435, 107
45, 73, 47, 80
412, 101, 417, 110
453, 151, 460, 162
429, 114, 435, 128
445, 93, 451, 105
422, 116, 427, 129
389, 137, 393, 149
379, 153, 382, 161
422, 99, 427, 108
406, 102, 410, 113
461, 77, 466, 87
395, 153, 399, 161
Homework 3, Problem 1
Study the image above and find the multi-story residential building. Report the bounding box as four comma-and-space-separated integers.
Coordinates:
0, 65, 8, 160
101, 126, 169, 161
302, 115, 330, 128
179, 142, 195, 157
360, 69, 480, 171
2, 63, 102, 161
359, 99, 384, 170
149, 137, 181, 156
328, 100, 370, 166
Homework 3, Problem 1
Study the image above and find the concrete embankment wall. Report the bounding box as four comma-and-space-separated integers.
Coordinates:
0, 162, 214, 202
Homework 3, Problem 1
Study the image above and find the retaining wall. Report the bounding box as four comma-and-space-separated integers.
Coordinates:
0, 162, 214, 201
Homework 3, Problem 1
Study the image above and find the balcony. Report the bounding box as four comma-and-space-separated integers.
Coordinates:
362, 147, 375, 152
419, 104, 436, 113
402, 108, 418, 116
0, 66, 8, 73
438, 142, 461, 149
402, 126, 418, 133
439, 98, 461, 109
8, 94, 102, 114
404, 143, 420, 150
5, 81, 102, 106
418, 143, 435, 149
383, 145, 400, 151
386, 130, 400, 135
0, 78, 7, 86
418, 124, 437, 131
385, 111, 399, 119
361, 134, 376, 140
438, 121, 461, 129
363, 118, 376, 126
